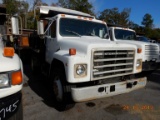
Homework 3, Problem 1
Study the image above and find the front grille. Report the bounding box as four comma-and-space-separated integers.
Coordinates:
145, 45, 159, 56
91, 49, 135, 80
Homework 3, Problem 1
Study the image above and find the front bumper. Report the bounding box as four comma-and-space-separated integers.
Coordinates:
71, 77, 147, 102
142, 61, 160, 71
0, 92, 22, 120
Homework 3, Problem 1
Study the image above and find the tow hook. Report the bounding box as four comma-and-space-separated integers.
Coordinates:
127, 81, 137, 88
133, 81, 137, 86
127, 83, 133, 88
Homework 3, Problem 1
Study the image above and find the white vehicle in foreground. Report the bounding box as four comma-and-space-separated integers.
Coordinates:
31, 6, 146, 110
0, 17, 23, 120
109, 25, 160, 72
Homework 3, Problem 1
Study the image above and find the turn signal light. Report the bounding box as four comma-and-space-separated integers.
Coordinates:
20, 36, 29, 47
4, 47, 14, 57
137, 48, 142, 53
69, 48, 76, 55
12, 71, 22, 85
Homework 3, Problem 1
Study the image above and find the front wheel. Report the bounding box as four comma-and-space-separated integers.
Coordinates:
51, 67, 74, 111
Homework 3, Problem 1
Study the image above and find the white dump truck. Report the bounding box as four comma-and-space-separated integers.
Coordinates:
108, 24, 160, 72
30, 6, 146, 109
0, 16, 23, 119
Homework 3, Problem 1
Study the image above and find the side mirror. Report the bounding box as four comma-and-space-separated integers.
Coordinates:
37, 20, 44, 35
11, 17, 19, 35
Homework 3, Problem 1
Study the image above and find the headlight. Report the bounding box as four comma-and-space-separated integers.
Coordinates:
0, 74, 9, 88
76, 65, 85, 75
75, 64, 87, 78
136, 59, 142, 69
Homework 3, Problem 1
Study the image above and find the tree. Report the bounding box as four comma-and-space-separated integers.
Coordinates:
98, 8, 131, 26
57, 0, 94, 15
141, 13, 154, 28
27, 10, 35, 29
128, 21, 145, 34
17, 1, 29, 28
3, 0, 29, 28
27, 0, 48, 29
32, 0, 42, 9
149, 29, 160, 40
57, 0, 69, 8
3, 0, 19, 15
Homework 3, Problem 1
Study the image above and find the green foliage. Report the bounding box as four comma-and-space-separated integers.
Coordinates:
98, 8, 131, 26
3, 0, 18, 15
27, 10, 39, 29
130, 14, 159, 40
144, 28, 160, 40
141, 13, 154, 28
150, 29, 160, 39
58, 0, 94, 15
32, 0, 42, 9
27, 1, 48, 29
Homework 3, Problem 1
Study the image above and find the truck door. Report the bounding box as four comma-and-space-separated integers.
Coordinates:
45, 20, 59, 63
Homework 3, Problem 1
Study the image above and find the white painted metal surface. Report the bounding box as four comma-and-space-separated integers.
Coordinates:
38, 6, 93, 18
36, 6, 146, 102
109, 27, 159, 62
71, 77, 147, 102
0, 47, 21, 72
43, 13, 141, 83
0, 36, 23, 99
11, 17, 20, 35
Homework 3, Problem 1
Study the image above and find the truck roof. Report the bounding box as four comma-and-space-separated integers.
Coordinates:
108, 23, 135, 32
37, 6, 94, 19
107, 23, 128, 28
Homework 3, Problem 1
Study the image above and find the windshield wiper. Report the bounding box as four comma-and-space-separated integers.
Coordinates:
88, 32, 109, 39
65, 30, 81, 37
86, 32, 100, 38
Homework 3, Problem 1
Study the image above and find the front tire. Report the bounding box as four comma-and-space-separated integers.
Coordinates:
51, 67, 74, 111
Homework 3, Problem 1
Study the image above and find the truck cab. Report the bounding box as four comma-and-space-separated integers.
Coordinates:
31, 6, 147, 109
109, 25, 160, 71
0, 16, 23, 120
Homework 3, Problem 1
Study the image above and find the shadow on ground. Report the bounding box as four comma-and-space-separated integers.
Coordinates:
23, 64, 74, 111
148, 70, 160, 84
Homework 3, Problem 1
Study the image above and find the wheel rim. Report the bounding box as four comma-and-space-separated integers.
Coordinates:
53, 76, 63, 102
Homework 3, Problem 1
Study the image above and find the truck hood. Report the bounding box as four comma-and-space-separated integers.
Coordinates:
59, 36, 120, 54
0, 46, 21, 72
115, 40, 155, 47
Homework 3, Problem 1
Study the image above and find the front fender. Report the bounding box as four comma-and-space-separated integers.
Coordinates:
51, 50, 91, 83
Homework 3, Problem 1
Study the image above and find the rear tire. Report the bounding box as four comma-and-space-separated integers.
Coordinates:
31, 55, 40, 74
50, 66, 75, 111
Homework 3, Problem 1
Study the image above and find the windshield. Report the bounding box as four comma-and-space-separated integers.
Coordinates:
59, 18, 108, 38
137, 36, 150, 42
114, 29, 137, 40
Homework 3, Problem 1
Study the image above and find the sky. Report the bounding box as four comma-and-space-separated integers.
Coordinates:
90, 0, 160, 28
0, 0, 160, 28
